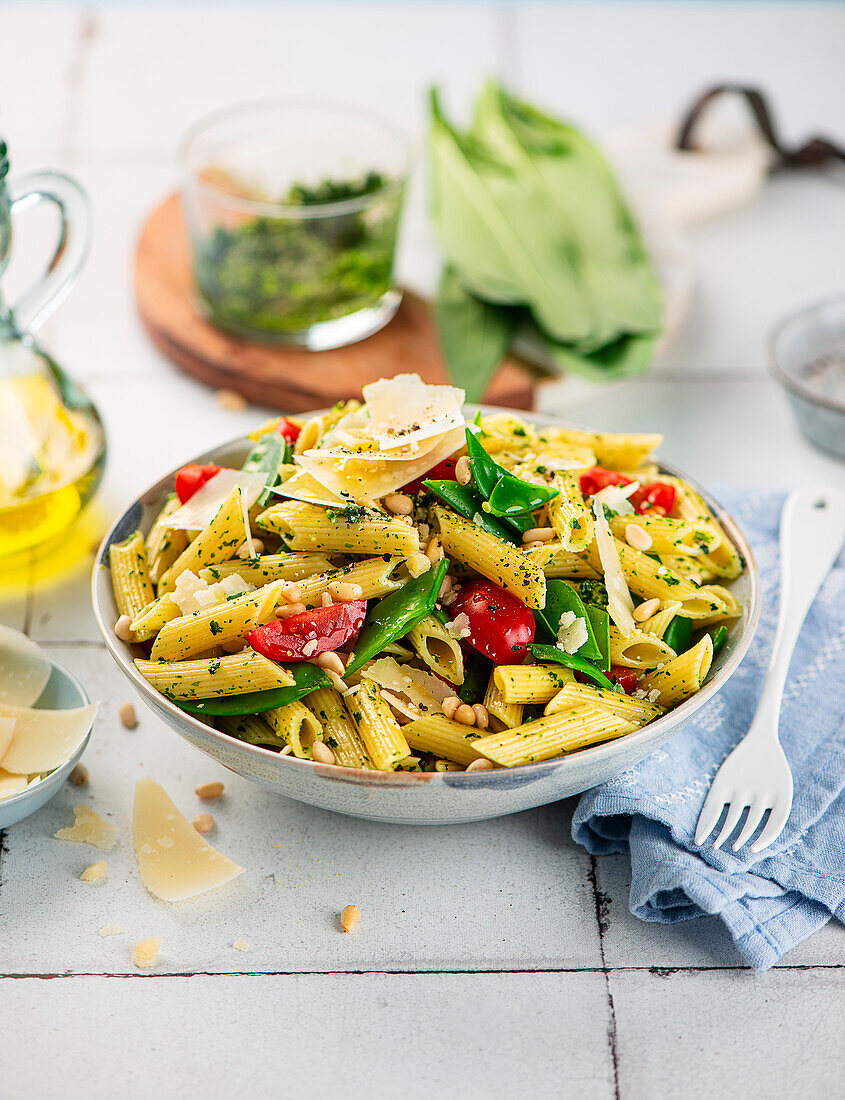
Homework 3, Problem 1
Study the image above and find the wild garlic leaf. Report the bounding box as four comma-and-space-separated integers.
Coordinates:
435, 267, 519, 402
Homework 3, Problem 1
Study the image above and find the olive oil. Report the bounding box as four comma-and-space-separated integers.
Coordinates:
0, 371, 105, 559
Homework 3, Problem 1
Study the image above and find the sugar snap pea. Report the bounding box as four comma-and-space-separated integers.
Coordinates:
529, 643, 615, 691
176, 662, 330, 716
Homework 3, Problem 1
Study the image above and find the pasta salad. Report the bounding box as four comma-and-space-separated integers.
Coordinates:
110, 374, 743, 773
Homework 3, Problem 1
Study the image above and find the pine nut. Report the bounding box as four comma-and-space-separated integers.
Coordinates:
340, 904, 361, 933
466, 758, 495, 772
193, 813, 214, 833
195, 780, 224, 800
222, 638, 246, 654
315, 651, 345, 676
311, 741, 336, 765
328, 581, 364, 602
280, 744, 293, 755
455, 455, 472, 485
326, 670, 349, 693
232, 939, 249, 952
321, 591, 334, 607
250, 539, 265, 555
472, 704, 489, 730
522, 527, 555, 544
417, 523, 430, 542
114, 615, 134, 642
358, 496, 378, 510
438, 575, 454, 600
69, 764, 88, 787
281, 582, 302, 604
625, 523, 653, 551
633, 597, 661, 623
425, 536, 444, 564
80, 860, 107, 882
454, 704, 476, 726
441, 696, 461, 719
215, 388, 248, 411
276, 601, 306, 618
236, 541, 258, 559
384, 492, 414, 516
119, 702, 138, 730
406, 553, 431, 578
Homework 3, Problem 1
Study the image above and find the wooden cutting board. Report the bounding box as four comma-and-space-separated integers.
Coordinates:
134, 194, 536, 412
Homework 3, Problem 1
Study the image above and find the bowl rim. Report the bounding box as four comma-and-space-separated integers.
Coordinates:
0, 658, 93, 810
179, 95, 411, 220
92, 406, 761, 788
768, 293, 845, 415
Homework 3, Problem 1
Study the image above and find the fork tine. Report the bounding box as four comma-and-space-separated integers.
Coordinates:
694, 788, 732, 846
749, 799, 791, 854
731, 795, 770, 851
711, 798, 749, 850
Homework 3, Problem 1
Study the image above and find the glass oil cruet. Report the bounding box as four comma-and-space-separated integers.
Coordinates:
0, 139, 106, 561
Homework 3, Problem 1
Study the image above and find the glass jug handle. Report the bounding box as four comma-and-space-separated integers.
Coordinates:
4, 169, 91, 335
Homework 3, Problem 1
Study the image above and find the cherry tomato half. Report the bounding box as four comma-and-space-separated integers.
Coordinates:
174, 463, 223, 504
247, 600, 367, 662
275, 417, 302, 443
629, 481, 676, 516
610, 666, 638, 694
402, 455, 459, 496
448, 580, 534, 665
579, 466, 632, 497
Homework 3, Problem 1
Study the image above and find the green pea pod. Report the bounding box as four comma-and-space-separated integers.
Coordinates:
487, 471, 559, 517
465, 427, 505, 497
528, 643, 615, 691
663, 614, 692, 655
176, 663, 330, 716
711, 625, 728, 656
585, 604, 611, 672
345, 559, 449, 675
242, 433, 285, 506
534, 580, 603, 662
458, 649, 492, 704
422, 479, 520, 544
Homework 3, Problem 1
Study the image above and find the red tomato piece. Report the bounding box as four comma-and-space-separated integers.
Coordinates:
275, 417, 302, 443
448, 580, 535, 665
174, 463, 223, 504
247, 601, 367, 663
579, 467, 632, 498
610, 666, 638, 694
402, 455, 459, 495
629, 481, 676, 516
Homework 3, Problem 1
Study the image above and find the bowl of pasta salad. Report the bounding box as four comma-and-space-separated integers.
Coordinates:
92, 375, 760, 824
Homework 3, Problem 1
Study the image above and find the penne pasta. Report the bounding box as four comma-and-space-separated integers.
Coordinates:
145, 494, 189, 585
544, 681, 663, 724
110, 531, 156, 634
639, 635, 714, 707
525, 541, 601, 579
609, 625, 677, 670
257, 500, 419, 557
433, 506, 546, 609
264, 700, 323, 758
157, 486, 249, 594
609, 515, 719, 556
218, 713, 282, 749
406, 614, 464, 685
306, 687, 372, 769
294, 556, 405, 608
135, 650, 294, 700
348, 678, 411, 771
149, 580, 286, 661
483, 671, 524, 731
403, 715, 484, 766
547, 472, 594, 553
472, 706, 636, 766
493, 664, 575, 704
130, 593, 181, 643
200, 553, 334, 586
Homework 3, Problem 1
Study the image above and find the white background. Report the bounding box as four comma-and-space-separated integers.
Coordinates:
1, 3, 844, 1097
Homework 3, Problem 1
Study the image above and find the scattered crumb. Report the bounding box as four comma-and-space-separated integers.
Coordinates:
132, 937, 162, 969
215, 388, 248, 412
68, 763, 89, 787
54, 805, 118, 850
340, 904, 361, 933
80, 860, 107, 883
195, 780, 224, 800
193, 813, 214, 833
232, 939, 249, 952
119, 702, 138, 730
99, 925, 124, 938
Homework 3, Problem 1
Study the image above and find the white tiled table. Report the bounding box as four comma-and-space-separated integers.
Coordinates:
2, 4, 845, 1097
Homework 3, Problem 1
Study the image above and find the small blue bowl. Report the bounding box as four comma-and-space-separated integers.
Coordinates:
0, 661, 93, 829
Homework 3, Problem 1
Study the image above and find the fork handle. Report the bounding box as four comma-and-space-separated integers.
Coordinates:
749, 486, 845, 740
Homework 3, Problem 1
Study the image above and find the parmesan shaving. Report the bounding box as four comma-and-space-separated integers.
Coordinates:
54, 804, 119, 850
592, 498, 636, 636
593, 481, 640, 517
0, 716, 14, 760
556, 612, 589, 654
0, 701, 97, 774
0, 624, 51, 706
164, 470, 267, 530
172, 570, 254, 616
0, 769, 27, 799
361, 657, 448, 721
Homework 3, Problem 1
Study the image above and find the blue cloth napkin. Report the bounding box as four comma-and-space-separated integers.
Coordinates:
572, 487, 845, 970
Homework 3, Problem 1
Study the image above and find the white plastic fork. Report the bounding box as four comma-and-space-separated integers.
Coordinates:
694, 486, 845, 855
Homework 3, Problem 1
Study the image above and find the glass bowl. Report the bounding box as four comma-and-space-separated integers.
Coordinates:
180, 99, 410, 351
769, 296, 845, 461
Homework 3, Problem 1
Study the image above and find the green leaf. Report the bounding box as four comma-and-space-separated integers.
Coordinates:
663, 615, 692, 655
533, 324, 658, 384
585, 604, 611, 672
436, 266, 518, 402
487, 472, 558, 517
176, 663, 329, 716
533, 580, 603, 662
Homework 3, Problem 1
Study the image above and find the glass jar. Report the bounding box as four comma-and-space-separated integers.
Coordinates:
180, 99, 410, 351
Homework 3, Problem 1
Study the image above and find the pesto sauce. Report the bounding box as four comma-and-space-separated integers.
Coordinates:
192, 172, 402, 337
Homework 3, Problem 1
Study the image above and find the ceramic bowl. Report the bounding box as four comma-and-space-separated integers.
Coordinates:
92, 408, 761, 825
0, 661, 93, 828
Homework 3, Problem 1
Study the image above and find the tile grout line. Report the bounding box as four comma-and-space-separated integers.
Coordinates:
588, 855, 621, 1100
59, 6, 99, 170
3, 962, 844, 980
